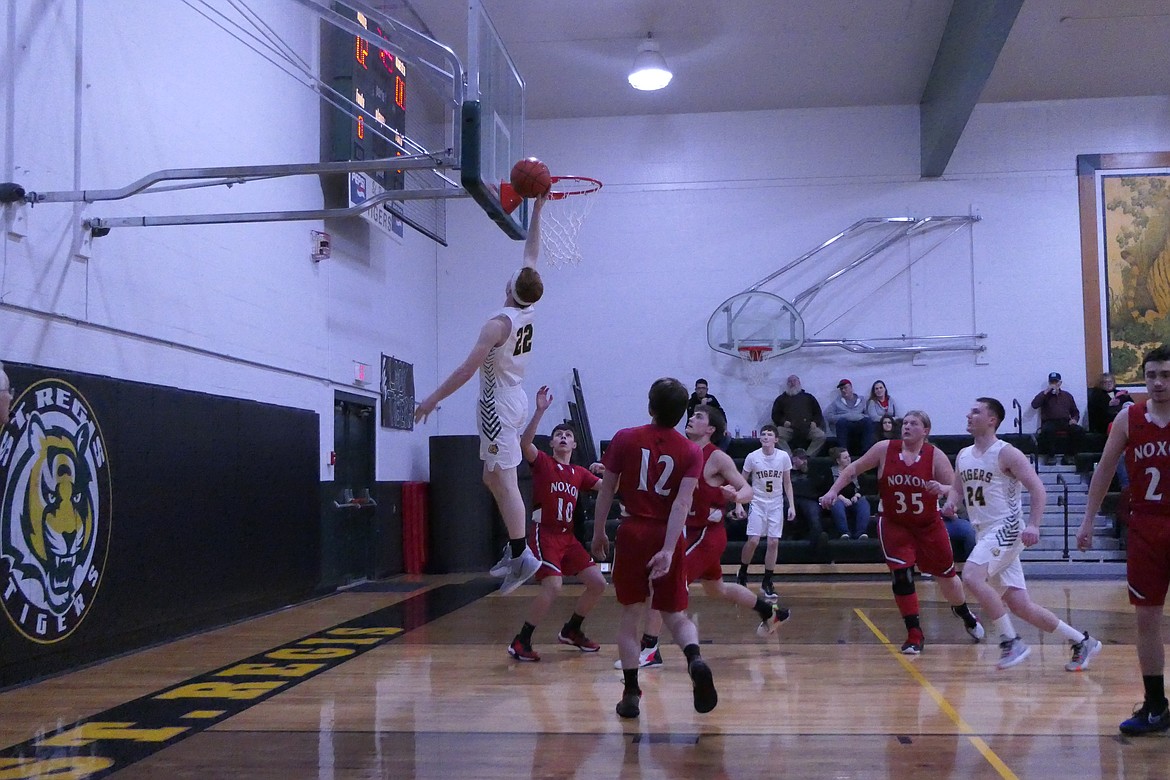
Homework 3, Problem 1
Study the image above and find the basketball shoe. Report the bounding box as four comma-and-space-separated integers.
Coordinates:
1119, 701, 1170, 735
761, 579, 778, 602
507, 636, 540, 662
489, 545, 513, 577
499, 548, 541, 595
755, 604, 791, 637
688, 658, 718, 714
1065, 633, 1102, 672
557, 627, 600, 652
901, 628, 924, 655
613, 645, 663, 669
616, 689, 642, 719
997, 636, 1031, 669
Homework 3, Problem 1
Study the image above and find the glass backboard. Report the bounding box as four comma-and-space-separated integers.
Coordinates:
461, 0, 528, 239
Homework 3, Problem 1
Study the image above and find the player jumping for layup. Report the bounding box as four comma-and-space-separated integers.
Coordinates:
415, 197, 547, 594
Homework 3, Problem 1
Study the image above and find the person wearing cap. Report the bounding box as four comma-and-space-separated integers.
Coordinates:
825, 378, 873, 455
415, 196, 548, 595
1031, 371, 1084, 465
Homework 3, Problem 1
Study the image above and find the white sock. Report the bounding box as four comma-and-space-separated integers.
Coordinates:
1053, 620, 1086, 643
993, 614, 1016, 643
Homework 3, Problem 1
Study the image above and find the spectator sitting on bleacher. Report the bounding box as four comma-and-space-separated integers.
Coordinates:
1031, 371, 1084, 465
770, 374, 827, 456
865, 380, 900, 426
686, 378, 723, 420
942, 503, 977, 563
827, 447, 871, 539
789, 448, 829, 547
826, 379, 873, 455
877, 415, 899, 441
687, 378, 731, 451
1087, 372, 1134, 436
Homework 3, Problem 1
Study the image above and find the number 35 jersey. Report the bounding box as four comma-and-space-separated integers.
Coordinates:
1126, 400, 1170, 519
879, 440, 941, 527
954, 439, 1021, 533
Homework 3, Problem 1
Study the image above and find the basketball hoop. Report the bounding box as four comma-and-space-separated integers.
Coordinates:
500, 175, 602, 268
739, 345, 773, 387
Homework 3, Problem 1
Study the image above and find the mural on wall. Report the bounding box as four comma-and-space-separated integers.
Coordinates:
1100, 171, 1170, 384
0, 379, 112, 644
380, 354, 415, 430
1079, 152, 1170, 388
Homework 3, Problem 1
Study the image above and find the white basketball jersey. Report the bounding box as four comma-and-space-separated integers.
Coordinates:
481, 306, 534, 392
955, 439, 1022, 537
744, 448, 791, 505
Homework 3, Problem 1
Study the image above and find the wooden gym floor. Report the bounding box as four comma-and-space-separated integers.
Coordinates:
1, 571, 1166, 779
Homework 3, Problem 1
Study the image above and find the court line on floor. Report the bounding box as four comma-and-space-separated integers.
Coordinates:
853, 607, 1019, 780
0, 580, 499, 780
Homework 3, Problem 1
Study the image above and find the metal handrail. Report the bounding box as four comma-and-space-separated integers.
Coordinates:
1055, 473, 1070, 560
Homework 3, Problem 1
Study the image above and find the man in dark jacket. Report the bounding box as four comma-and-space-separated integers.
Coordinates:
771, 374, 826, 456
1031, 371, 1084, 464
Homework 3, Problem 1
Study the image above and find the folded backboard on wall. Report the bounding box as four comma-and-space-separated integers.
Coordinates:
380, 354, 415, 430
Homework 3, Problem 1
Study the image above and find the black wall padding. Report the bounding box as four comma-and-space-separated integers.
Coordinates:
427, 435, 498, 572
0, 362, 320, 689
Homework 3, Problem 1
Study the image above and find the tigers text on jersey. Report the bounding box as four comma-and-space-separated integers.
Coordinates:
481, 306, 534, 392
878, 441, 940, 526
1126, 400, 1170, 517
955, 439, 1022, 534
602, 424, 703, 524
530, 450, 600, 533
743, 448, 792, 506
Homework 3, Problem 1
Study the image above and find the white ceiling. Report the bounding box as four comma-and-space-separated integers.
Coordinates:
398, 0, 1170, 120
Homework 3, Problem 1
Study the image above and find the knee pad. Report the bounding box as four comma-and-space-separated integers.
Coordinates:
891, 567, 915, 596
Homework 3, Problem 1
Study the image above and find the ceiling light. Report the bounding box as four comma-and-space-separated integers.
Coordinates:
628, 35, 672, 91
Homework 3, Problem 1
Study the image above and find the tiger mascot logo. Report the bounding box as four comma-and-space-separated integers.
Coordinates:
1, 378, 111, 643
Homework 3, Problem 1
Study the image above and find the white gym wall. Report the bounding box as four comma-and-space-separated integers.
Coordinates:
3, 1, 1169, 482
437, 97, 1170, 445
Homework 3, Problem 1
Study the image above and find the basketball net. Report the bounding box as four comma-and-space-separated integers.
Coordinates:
739, 346, 773, 387
540, 176, 602, 268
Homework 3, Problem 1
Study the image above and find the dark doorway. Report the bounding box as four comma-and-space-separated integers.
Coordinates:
322, 392, 377, 587
334, 392, 376, 503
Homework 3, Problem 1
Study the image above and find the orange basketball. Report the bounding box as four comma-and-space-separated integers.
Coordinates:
510, 157, 551, 198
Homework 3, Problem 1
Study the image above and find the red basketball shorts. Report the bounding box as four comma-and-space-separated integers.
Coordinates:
1126, 514, 1170, 607
683, 522, 727, 583
529, 526, 596, 582
878, 515, 956, 577
612, 518, 688, 612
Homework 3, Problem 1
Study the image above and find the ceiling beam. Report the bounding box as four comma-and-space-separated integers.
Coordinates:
919, 0, 1023, 178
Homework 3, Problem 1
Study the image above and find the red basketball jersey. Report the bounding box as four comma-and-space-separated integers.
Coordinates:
602, 423, 703, 524
686, 442, 726, 529
1125, 401, 1170, 518
530, 450, 599, 533
878, 440, 940, 527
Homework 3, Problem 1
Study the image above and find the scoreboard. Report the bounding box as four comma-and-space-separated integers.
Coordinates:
322, 5, 406, 236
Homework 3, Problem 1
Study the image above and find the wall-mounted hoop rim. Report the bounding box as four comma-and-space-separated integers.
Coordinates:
738, 345, 773, 362
548, 175, 603, 200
